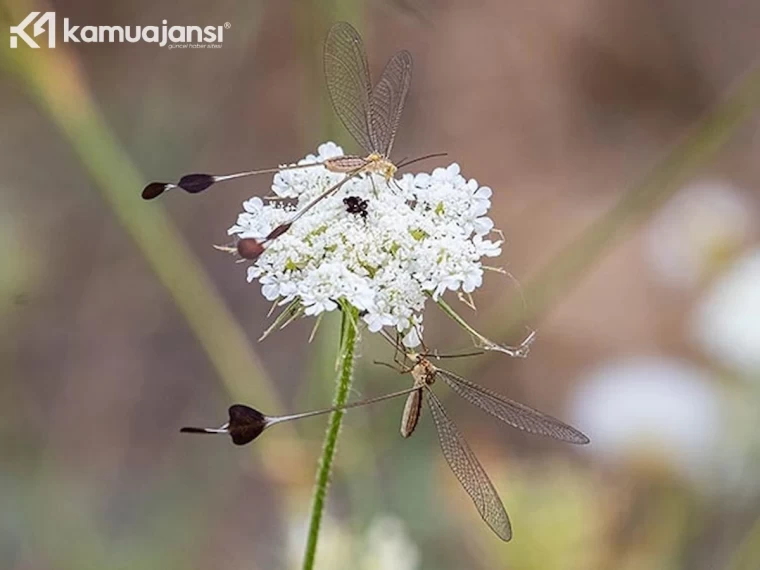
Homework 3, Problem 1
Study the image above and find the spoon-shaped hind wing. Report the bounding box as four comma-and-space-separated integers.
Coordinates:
227, 404, 269, 445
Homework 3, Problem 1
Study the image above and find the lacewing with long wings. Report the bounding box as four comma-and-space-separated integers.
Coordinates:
143, 22, 432, 260
389, 351, 589, 541
182, 349, 589, 542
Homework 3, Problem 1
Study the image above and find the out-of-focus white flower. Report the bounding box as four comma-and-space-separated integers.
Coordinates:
570, 357, 724, 486
644, 180, 754, 288
360, 516, 420, 570
229, 143, 503, 346
287, 515, 352, 570
692, 249, 760, 374
286, 514, 419, 570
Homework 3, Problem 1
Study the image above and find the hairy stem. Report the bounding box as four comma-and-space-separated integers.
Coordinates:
302, 305, 359, 570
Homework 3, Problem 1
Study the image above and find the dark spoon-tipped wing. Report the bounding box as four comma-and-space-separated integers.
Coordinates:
425, 388, 512, 541
436, 369, 590, 445
227, 404, 268, 445
324, 22, 374, 155
369, 49, 412, 157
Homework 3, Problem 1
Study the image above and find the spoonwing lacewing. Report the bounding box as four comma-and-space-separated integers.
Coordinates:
143, 22, 442, 260
184, 345, 588, 541
181, 386, 421, 445
372, 333, 589, 541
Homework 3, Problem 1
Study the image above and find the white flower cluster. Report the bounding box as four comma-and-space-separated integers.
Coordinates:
229, 142, 502, 346
287, 514, 420, 570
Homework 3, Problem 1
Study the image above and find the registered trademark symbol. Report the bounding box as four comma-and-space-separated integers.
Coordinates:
224, 22, 231, 29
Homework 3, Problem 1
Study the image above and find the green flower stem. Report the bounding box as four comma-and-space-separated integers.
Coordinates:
302, 305, 359, 570
727, 509, 760, 570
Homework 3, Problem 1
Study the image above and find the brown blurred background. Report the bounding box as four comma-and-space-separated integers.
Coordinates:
3, 0, 760, 569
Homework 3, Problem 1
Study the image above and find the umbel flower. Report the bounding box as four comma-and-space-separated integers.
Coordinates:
228, 142, 521, 350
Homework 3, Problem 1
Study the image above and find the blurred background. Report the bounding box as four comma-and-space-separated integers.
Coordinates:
2, 0, 760, 569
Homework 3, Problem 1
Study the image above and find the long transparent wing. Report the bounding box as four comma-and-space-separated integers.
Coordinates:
324, 22, 375, 155
369, 49, 412, 156
425, 388, 512, 541
436, 369, 590, 444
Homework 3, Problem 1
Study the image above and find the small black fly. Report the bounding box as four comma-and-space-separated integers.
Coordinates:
343, 196, 369, 219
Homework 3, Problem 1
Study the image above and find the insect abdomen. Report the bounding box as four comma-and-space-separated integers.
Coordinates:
400, 388, 423, 438
324, 156, 368, 172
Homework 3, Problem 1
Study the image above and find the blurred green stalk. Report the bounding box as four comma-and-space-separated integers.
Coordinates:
0, 3, 300, 452
729, 511, 760, 570
296, 5, 378, 568
302, 305, 359, 570
490, 65, 760, 338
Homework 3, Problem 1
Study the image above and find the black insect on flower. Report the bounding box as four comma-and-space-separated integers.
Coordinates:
343, 195, 369, 219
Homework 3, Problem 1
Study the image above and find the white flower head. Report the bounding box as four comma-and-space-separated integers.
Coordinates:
286, 513, 419, 570
361, 515, 420, 570
229, 143, 504, 346
570, 357, 725, 488
644, 180, 754, 288
692, 248, 760, 374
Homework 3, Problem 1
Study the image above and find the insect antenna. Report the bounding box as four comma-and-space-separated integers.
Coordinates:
396, 152, 448, 170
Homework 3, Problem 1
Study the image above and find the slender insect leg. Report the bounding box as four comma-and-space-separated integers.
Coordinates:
287, 168, 364, 225
376, 328, 413, 373
431, 350, 486, 360
415, 322, 428, 354
392, 330, 414, 370
392, 330, 402, 366
235, 169, 366, 260
393, 341, 416, 374
392, 351, 410, 371
390, 178, 406, 194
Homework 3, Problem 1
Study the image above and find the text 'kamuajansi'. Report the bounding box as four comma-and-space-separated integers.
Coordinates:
63, 19, 225, 47
9, 12, 227, 49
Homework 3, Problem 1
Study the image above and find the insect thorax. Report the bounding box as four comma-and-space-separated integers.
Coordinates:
365, 153, 397, 181
324, 153, 396, 180
411, 359, 436, 387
